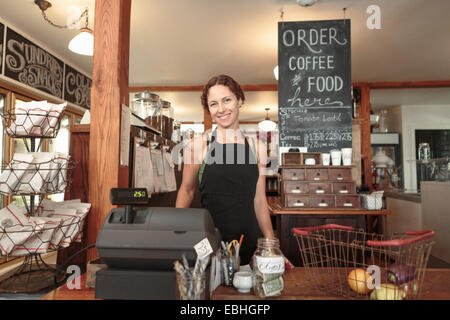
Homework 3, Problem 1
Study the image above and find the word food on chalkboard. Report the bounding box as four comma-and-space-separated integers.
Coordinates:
65, 64, 92, 109
278, 19, 352, 152
5, 28, 64, 98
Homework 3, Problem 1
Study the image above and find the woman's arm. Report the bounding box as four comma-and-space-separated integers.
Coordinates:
253, 137, 294, 270
175, 137, 202, 208
253, 138, 274, 239
254, 171, 274, 239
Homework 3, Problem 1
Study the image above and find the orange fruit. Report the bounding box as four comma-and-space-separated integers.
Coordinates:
347, 268, 373, 294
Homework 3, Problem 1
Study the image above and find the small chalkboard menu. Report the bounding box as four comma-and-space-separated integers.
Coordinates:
278, 19, 352, 152
0, 23, 4, 75
4, 27, 64, 99
64, 64, 91, 109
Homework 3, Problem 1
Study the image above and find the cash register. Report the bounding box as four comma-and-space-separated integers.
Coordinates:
94, 188, 221, 300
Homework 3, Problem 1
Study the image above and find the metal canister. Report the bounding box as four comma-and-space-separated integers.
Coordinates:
418, 143, 431, 160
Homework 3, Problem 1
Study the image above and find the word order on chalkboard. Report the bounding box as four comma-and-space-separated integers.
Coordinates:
278, 19, 352, 153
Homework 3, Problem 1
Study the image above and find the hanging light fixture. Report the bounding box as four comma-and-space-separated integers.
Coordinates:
34, 0, 94, 56
273, 65, 279, 80
258, 107, 277, 132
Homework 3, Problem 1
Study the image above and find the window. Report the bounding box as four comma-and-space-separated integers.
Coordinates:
0, 86, 83, 208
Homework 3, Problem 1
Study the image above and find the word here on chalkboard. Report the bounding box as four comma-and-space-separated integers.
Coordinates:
278, 19, 352, 152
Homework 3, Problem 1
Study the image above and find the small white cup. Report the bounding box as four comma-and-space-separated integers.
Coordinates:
322, 153, 330, 166
330, 149, 342, 166
232, 271, 253, 293
341, 148, 352, 166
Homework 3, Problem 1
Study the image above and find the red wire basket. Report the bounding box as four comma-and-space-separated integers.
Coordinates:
292, 224, 435, 300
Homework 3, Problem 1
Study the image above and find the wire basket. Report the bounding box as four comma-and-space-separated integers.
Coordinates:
0, 213, 87, 258
292, 224, 435, 300
0, 158, 75, 196
1, 109, 65, 139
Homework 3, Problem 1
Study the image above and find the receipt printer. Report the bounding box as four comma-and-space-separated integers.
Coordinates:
94, 188, 221, 300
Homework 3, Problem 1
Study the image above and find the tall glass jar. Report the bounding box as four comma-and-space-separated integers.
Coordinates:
131, 91, 159, 119
252, 238, 285, 298
160, 100, 174, 142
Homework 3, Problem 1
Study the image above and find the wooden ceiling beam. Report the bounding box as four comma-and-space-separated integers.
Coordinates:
129, 84, 278, 92
131, 80, 450, 93
353, 80, 450, 89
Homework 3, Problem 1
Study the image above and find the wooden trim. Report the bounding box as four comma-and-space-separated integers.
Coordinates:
204, 108, 212, 131
353, 80, 450, 89
131, 80, 450, 93
129, 84, 278, 92
0, 80, 54, 103
70, 124, 90, 133
358, 85, 372, 189
87, 0, 131, 262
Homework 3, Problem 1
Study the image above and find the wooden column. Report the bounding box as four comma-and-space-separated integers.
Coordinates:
359, 85, 372, 188
204, 109, 212, 131
87, 0, 131, 262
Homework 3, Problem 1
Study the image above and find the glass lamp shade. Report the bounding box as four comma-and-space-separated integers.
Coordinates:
273, 65, 279, 80
258, 119, 277, 132
68, 28, 94, 56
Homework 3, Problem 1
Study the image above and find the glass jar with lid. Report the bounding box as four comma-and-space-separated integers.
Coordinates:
252, 238, 285, 298
160, 100, 174, 141
131, 91, 159, 120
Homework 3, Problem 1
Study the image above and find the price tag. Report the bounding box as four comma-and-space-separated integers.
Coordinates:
194, 238, 213, 259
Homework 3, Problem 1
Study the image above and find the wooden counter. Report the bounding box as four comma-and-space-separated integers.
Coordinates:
212, 268, 450, 300
41, 268, 450, 300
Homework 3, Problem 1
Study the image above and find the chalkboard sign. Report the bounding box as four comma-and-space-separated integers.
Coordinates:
278, 20, 352, 152
0, 23, 4, 75
64, 64, 91, 109
4, 27, 64, 99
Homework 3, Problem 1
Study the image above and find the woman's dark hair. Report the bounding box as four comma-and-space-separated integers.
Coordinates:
200, 75, 245, 114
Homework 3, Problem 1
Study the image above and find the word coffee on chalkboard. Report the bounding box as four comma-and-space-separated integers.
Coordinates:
278, 19, 352, 152
4, 27, 64, 99
64, 64, 92, 109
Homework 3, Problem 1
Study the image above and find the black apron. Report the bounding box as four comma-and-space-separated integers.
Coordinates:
199, 130, 261, 265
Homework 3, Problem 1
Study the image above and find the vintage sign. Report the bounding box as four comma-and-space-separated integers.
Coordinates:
64, 63, 91, 109
4, 27, 64, 98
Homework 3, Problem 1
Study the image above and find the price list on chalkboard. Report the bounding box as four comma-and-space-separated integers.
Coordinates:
278, 20, 352, 152
0, 23, 4, 75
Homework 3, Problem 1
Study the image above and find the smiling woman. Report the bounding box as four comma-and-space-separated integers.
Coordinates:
176, 74, 293, 268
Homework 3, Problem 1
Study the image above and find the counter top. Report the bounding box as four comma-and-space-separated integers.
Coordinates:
384, 190, 422, 203
42, 268, 450, 300
212, 267, 450, 300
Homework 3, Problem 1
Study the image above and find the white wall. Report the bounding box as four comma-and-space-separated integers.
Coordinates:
401, 105, 450, 191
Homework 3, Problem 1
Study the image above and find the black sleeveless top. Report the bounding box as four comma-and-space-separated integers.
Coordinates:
198, 130, 262, 265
